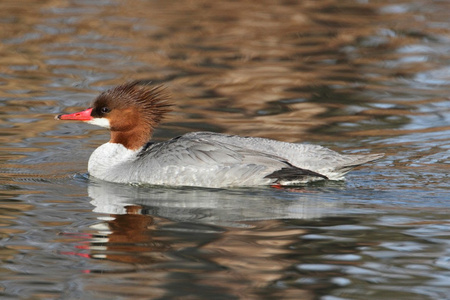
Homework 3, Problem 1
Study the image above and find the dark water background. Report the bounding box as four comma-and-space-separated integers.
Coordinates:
0, 0, 449, 299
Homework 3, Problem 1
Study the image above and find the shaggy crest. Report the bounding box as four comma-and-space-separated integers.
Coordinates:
94, 80, 172, 129
87, 81, 172, 150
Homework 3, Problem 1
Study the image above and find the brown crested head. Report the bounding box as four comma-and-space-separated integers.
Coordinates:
91, 81, 172, 150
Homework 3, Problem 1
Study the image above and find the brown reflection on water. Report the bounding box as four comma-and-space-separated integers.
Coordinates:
199, 220, 311, 299
1, 0, 447, 145
92, 206, 171, 264
121, 0, 384, 140
79, 209, 313, 299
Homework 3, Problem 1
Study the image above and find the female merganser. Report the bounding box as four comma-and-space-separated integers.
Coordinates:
56, 81, 383, 188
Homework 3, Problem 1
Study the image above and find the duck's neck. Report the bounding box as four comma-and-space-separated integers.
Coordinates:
110, 127, 152, 151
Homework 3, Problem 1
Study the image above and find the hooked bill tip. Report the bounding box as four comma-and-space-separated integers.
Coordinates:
55, 114, 62, 120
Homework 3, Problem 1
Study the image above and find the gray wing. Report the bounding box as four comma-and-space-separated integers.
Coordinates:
183, 132, 384, 179
137, 135, 326, 186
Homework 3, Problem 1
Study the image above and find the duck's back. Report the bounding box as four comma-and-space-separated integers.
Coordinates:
133, 133, 324, 187
179, 132, 383, 180
132, 132, 382, 186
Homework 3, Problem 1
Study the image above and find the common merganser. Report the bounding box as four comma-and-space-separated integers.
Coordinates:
56, 81, 383, 188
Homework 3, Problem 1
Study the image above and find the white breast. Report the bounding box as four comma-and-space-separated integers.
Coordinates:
88, 143, 140, 183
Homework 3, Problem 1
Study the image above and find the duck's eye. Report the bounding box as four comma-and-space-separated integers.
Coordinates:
100, 107, 111, 114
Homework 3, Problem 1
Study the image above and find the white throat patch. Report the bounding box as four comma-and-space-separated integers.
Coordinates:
87, 118, 111, 128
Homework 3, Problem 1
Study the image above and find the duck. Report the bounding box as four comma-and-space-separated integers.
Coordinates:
56, 81, 383, 188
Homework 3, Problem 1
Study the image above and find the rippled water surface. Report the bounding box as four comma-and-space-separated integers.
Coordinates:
1, 0, 449, 299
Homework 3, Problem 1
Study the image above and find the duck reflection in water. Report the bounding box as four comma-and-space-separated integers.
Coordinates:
62, 180, 348, 298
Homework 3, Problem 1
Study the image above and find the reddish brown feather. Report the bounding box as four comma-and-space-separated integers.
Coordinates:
92, 81, 172, 150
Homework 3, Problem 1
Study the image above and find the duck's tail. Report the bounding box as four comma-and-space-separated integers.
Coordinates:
326, 153, 384, 180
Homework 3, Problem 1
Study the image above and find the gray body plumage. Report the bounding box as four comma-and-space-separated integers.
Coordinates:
88, 131, 383, 187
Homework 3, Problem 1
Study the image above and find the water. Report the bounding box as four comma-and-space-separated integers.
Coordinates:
0, 0, 449, 299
